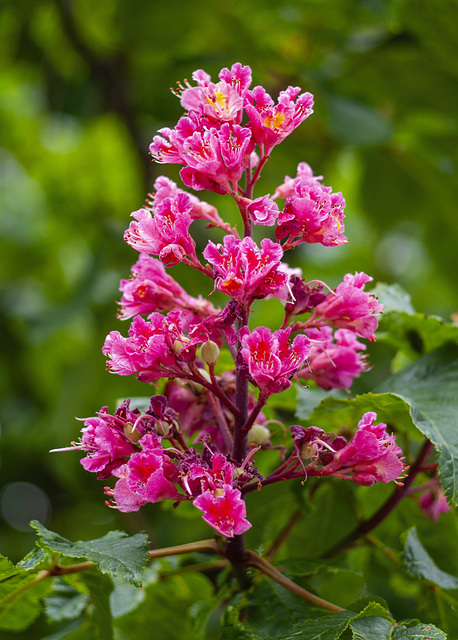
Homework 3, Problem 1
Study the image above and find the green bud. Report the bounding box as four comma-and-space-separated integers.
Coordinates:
123, 422, 142, 444
247, 424, 271, 446
200, 340, 220, 365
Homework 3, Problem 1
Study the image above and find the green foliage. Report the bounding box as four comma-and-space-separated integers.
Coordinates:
402, 527, 458, 590
30, 521, 149, 586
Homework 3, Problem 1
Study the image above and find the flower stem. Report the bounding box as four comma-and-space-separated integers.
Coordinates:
243, 550, 345, 613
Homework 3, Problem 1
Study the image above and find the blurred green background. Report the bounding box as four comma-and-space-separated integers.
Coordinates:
1, 0, 457, 561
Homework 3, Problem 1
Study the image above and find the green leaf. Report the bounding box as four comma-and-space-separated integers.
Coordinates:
350, 617, 393, 639
38, 618, 90, 640
44, 581, 90, 622
109, 577, 145, 619
81, 571, 113, 640
275, 610, 353, 639
303, 392, 417, 439
113, 572, 213, 640
378, 312, 458, 360
30, 522, 149, 586
17, 544, 48, 571
0, 555, 22, 580
0, 571, 52, 631
391, 622, 447, 639
377, 343, 458, 504
296, 387, 349, 422
402, 527, 458, 590
372, 283, 416, 314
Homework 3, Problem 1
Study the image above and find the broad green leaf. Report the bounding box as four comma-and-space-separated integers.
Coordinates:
81, 571, 113, 640
402, 527, 458, 590
296, 388, 349, 422
275, 610, 353, 639
302, 344, 458, 505
38, 618, 90, 640
378, 312, 458, 359
0, 571, 52, 631
30, 522, 149, 586
109, 577, 145, 619
302, 392, 417, 438
377, 344, 458, 504
372, 283, 416, 314
392, 622, 447, 639
44, 581, 90, 622
350, 617, 393, 639
113, 572, 213, 640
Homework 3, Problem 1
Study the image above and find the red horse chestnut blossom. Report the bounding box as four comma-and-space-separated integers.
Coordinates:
55, 62, 407, 547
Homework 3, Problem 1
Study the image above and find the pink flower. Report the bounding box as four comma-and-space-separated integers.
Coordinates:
179, 63, 252, 125
112, 434, 179, 513
151, 175, 225, 228
418, 483, 451, 522
246, 85, 314, 153
315, 272, 383, 341
124, 193, 196, 266
240, 326, 311, 395
118, 254, 216, 320
299, 327, 368, 390
203, 235, 288, 304
333, 412, 404, 485
247, 195, 280, 226
193, 486, 251, 537
179, 451, 252, 537
103, 309, 235, 383
79, 414, 135, 479
179, 124, 253, 194
276, 178, 347, 248
273, 162, 323, 200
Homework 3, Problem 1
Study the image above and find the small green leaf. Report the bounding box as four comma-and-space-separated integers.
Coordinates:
391, 622, 447, 639
30, 522, 149, 586
44, 581, 90, 622
17, 544, 48, 571
373, 283, 416, 314
0, 555, 22, 580
402, 527, 458, 590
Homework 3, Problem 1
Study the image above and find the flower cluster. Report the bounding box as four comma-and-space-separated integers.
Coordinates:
55, 63, 405, 540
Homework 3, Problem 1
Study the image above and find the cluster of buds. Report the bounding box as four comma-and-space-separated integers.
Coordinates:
55, 63, 408, 538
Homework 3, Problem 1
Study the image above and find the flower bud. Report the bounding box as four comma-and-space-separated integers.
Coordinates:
123, 422, 143, 444
200, 340, 220, 365
155, 420, 171, 436
247, 424, 270, 446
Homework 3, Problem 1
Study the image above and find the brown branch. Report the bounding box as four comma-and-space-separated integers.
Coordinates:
243, 550, 345, 613
323, 439, 435, 558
